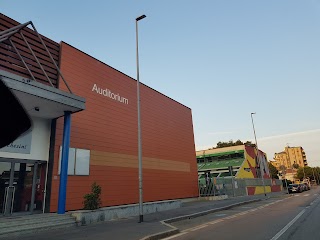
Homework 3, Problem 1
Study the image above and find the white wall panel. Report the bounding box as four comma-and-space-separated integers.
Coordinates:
0, 117, 51, 161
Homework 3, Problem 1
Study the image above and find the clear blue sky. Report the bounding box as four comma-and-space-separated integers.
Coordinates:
2, 1, 320, 165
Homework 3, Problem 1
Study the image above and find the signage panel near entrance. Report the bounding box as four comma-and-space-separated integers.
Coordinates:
0, 131, 32, 154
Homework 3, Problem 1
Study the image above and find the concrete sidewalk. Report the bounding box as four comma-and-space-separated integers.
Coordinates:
5, 192, 287, 240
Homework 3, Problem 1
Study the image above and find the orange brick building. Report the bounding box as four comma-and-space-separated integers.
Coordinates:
0, 14, 198, 214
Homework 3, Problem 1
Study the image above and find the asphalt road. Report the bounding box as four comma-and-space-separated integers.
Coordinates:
165, 187, 320, 240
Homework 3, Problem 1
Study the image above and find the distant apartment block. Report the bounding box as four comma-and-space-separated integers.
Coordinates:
274, 146, 308, 170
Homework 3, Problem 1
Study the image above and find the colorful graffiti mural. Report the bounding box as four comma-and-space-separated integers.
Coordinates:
236, 146, 270, 179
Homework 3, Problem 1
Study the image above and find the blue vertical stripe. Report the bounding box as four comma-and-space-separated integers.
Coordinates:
58, 111, 71, 214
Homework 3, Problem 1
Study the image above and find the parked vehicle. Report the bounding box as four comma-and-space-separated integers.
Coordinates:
303, 182, 311, 190
288, 184, 302, 193
299, 183, 307, 191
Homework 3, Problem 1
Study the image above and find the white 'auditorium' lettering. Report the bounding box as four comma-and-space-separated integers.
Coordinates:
92, 83, 129, 105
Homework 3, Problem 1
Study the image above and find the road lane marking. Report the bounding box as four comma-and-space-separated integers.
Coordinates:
236, 212, 249, 216
309, 197, 320, 206
208, 219, 224, 225
214, 213, 227, 217
225, 215, 237, 219
270, 209, 306, 240
303, 194, 310, 196
190, 225, 208, 231
162, 232, 187, 240
165, 197, 289, 239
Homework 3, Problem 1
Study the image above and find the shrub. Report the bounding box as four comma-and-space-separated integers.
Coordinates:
83, 182, 102, 210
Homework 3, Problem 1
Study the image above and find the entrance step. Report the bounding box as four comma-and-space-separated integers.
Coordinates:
0, 213, 77, 238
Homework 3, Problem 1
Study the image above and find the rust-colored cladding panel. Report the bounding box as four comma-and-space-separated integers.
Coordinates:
50, 42, 198, 211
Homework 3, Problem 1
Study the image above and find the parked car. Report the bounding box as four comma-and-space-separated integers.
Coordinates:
303, 182, 311, 190
288, 184, 302, 193
299, 183, 307, 191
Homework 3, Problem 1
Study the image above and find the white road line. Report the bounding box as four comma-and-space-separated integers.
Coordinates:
303, 194, 310, 196
310, 197, 320, 206
161, 232, 188, 240
214, 213, 227, 217
190, 225, 208, 231
237, 212, 249, 216
208, 219, 224, 225
270, 209, 306, 240
225, 215, 237, 219
165, 197, 290, 239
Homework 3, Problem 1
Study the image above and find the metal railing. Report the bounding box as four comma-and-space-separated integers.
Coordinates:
2, 186, 15, 215
199, 177, 282, 197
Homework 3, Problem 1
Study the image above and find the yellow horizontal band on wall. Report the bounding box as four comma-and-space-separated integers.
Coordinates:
91, 150, 190, 172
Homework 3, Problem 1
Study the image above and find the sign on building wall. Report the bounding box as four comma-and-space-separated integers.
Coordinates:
0, 130, 32, 154
92, 83, 129, 105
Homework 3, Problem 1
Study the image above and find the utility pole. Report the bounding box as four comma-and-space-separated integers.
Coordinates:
312, 168, 316, 185
282, 168, 289, 194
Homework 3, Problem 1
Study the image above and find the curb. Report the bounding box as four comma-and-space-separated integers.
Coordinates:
140, 198, 262, 240
165, 198, 262, 223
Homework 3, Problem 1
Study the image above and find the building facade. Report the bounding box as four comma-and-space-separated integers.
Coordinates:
273, 151, 290, 169
196, 145, 277, 195
196, 145, 270, 179
0, 14, 199, 215
273, 146, 307, 182
274, 146, 308, 170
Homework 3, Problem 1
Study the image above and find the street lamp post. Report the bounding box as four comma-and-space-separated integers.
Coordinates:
136, 14, 146, 223
250, 112, 267, 197
312, 168, 316, 185
280, 161, 289, 194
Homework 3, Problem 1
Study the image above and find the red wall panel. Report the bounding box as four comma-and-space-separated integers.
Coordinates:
50, 42, 198, 212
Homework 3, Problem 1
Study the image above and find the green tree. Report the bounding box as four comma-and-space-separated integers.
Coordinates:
216, 139, 244, 148
292, 163, 299, 169
296, 167, 314, 180
213, 140, 256, 149
268, 162, 279, 179
314, 167, 320, 184
244, 141, 256, 147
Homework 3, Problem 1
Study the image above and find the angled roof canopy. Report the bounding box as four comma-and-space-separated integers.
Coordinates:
0, 19, 72, 93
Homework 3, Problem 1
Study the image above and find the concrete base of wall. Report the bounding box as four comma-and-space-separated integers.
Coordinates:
199, 195, 228, 201
71, 200, 181, 225
179, 195, 228, 203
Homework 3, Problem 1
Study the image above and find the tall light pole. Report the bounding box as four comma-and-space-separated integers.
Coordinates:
136, 14, 146, 223
250, 112, 267, 197
312, 168, 316, 185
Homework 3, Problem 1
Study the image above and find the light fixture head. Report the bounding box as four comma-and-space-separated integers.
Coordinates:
136, 15, 146, 21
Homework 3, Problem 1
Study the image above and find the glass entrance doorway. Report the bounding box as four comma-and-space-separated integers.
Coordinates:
0, 159, 46, 216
